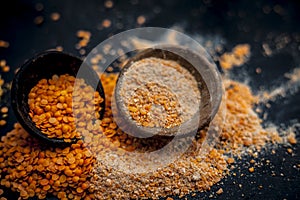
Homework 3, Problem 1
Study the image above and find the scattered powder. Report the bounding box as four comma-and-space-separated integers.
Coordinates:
130, 37, 155, 49
259, 67, 300, 103
285, 68, 300, 83
219, 44, 251, 70
262, 43, 273, 56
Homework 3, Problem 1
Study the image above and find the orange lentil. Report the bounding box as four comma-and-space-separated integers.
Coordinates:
50, 12, 61, 21
28, 74, 103, 140
102, 19, 111, 28
248, 167, 255, 173
0, 40, 9, 48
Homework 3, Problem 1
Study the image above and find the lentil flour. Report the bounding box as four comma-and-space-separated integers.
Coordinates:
118, 57, 200, 128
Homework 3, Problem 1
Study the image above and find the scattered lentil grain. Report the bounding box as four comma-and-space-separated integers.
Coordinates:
0, 40, 9, 48
102, 19, 111, 28
287, 148, 293, 154
137, 15, 146, 25
0, 120, 6, 126
1, 66, 9, 73
104, 0, 114, 8
216, 188, 223, 195
56, 46, 63, 52
287, 134, 297, 145
34, 16, 44, 25
50, 12, 61, 21
0, 107, 8, 113
249, 167, 255, 173
76, 30, 91, 48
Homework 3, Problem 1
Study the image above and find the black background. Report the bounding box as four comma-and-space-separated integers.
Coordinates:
0, 0, 300, 199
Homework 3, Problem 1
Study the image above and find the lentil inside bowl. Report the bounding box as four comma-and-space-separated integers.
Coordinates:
11, 50, 105, 145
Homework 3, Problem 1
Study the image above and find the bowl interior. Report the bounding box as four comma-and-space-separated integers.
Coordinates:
11, 50, 105, 145
114, 46, 221, 138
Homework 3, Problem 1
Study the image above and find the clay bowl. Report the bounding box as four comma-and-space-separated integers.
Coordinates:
113, 45, 222, 138
11, 50, 105, 145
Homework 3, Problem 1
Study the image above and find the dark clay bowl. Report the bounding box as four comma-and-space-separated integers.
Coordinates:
11, 50, 105, 145
113, 46, 222, 138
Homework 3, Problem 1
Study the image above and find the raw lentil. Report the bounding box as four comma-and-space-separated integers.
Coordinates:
102, 19, 111, 28
0, 120, 6, 126
248, 167, 255, 173
287, 134, 297, 145
34, 16, 44, 25
1, 66, 9, 73
0, 41, 9, 48
50, 12, 61, 21
76, 30, 91, 48
28, 74, 103, 140
0, 107, 8, 114
137, 15, 146, 25
104, 0, 114, 8
216, 188, 223, 195
56, 46, 63, 52
0, 123, 97, 199
287, 148, 293, 154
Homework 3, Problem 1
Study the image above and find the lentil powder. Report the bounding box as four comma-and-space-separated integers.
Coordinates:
119, 57, 201, 129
